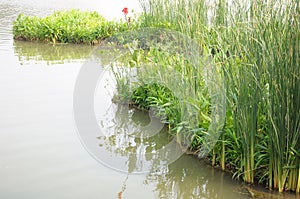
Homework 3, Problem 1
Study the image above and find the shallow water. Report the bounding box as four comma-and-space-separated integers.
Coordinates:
0, 1, 298, 199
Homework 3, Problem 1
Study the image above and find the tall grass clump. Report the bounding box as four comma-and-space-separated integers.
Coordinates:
220, 0, 300, 192
257, 2, 300, 192
124, 0, 300, 194
13, 9, 131, 44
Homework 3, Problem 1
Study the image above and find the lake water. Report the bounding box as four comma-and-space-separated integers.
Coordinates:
0, 1, 297, 199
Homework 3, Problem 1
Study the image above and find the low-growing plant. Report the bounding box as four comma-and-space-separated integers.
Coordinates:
13, 9, 133, 44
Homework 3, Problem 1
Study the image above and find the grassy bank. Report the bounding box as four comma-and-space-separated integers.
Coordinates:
112, 0, 300, 194
13, 9, 132, 44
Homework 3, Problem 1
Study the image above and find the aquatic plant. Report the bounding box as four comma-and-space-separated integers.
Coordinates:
112, 0, 299, 194
13, 9, 132, 44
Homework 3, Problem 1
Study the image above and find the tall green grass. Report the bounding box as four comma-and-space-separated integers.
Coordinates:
221, 0, 300, 192
114, 0, 300, 193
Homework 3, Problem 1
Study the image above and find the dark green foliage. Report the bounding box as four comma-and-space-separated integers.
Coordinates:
131, 83, 181, 126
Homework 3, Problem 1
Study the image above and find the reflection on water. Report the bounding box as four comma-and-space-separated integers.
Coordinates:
97, 103, 173, 173
14, 41, 95, 65
146, 155, 243, 199
13, 40, 122, 66
96, 98, 251, 198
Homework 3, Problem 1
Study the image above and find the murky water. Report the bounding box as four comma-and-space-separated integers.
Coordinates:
0, 1, 298, 199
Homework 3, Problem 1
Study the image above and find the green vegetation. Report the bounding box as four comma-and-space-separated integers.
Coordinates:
13, 9, 132, 44
12, 1, 299, 194
112, 0, 300, 194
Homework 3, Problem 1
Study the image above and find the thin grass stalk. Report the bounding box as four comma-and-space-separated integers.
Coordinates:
297, 167, 300, 193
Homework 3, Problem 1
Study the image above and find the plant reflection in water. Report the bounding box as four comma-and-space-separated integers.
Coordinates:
97, 103, 249, 199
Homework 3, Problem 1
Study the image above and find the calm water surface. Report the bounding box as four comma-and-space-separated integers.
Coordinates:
0, 1, 297, 199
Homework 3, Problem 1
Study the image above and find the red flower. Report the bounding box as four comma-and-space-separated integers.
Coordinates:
122, 7, 128, 15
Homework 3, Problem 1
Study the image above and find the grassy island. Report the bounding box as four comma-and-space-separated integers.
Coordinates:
13, 9, 131, 44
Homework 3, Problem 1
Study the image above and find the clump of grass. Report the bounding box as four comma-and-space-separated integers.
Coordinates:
112, 0, 300, 194
218, 0, 300, 192
13, 9, 132, 44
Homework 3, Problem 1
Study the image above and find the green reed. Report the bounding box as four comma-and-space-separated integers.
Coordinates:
228, 0, 300, 192
132, 0, 300, 193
